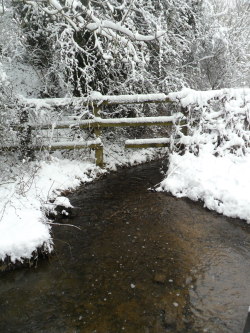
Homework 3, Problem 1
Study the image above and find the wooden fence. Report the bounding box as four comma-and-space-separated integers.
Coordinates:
6, 93, 186, 167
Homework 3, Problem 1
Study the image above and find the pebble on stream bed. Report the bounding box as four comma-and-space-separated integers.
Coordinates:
153, 272, 167, 284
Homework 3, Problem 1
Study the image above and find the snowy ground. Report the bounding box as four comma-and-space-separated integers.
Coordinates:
0, 158, 98, 263
158, 149, 250, 222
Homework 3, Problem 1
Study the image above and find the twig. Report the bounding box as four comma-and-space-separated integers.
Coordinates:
46, 221, 81, 230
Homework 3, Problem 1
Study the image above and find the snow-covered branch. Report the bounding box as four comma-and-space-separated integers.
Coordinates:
23, 0, 164, 62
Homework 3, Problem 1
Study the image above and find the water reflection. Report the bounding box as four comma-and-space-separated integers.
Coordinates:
0, 161, 250, 332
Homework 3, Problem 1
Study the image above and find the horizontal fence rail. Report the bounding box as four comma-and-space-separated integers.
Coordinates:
27, 114, 184, 130
20, 93, 173, 108
0, 140, 102, 151
125, 138, 171, 148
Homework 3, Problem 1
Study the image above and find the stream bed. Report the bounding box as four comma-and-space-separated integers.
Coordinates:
1, 161, 250, 333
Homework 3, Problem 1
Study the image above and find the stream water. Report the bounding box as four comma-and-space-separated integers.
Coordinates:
1, 161, 250, 333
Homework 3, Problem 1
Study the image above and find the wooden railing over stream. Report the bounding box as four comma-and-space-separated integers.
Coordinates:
7, 93, 186, 167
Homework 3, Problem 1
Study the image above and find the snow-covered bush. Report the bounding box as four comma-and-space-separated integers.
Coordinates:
169, 88, 250, 157
159, 88, 250, 222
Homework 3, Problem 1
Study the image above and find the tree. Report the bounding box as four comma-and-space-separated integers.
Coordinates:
14, 0, 203, 99
186, 0, 250, 89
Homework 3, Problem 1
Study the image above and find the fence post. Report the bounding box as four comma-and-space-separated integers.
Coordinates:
19, 106, 34, 161
93, 104, 104, 168
181, 106, 188, 136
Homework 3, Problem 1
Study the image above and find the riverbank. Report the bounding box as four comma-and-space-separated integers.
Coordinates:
158, 150, 250, 222
0, 146, 164, 271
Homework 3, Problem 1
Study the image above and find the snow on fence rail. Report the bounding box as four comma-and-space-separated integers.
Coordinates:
168, 87, 250, 108
0, 141, 103, 151
19, 92, 172, 109
125, 138, 171, 148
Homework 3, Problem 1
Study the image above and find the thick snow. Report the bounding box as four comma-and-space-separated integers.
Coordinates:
0, 62, 8, 83
47, 139, 102, 149
0, 158, 101, 263
86, 20, 164, 42
168, 87, 250, 108
158, 149, 250, 222
98, 115, 180, 124
158, 87, 250, 223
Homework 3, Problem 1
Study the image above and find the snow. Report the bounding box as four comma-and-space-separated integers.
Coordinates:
2, 0, 249, 270
26, 0, 164, 62
53, 196, 73, 208
158, 150, 250, 222
86, 19, 164, 42
168, 87, 250, 108
97, 115, 180, 125
0, 158, 101, 263
101, 93, 170, 104
90, 91, 103, 99
47, 139, 102, 149
20, 92, 171, 108
125, 138, 170, 145
0, 62, 8, 83
158, 87, 250, 223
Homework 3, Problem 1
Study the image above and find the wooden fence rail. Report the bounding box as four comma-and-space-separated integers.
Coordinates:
28, 115, 182, 130
22, 93, 172, 108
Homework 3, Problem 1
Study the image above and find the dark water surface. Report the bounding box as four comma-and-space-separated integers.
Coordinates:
1, 161, 250, 333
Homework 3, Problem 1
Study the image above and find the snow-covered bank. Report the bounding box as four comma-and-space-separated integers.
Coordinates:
158, 149, 250, 222
0, 158, 101, 264
0, 146, 163, 266
158, 88, 250, 223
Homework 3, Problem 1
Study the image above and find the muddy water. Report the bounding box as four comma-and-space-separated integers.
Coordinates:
1, 161, 250, 333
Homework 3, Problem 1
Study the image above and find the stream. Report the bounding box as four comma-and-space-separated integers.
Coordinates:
1, 161, 250, 333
